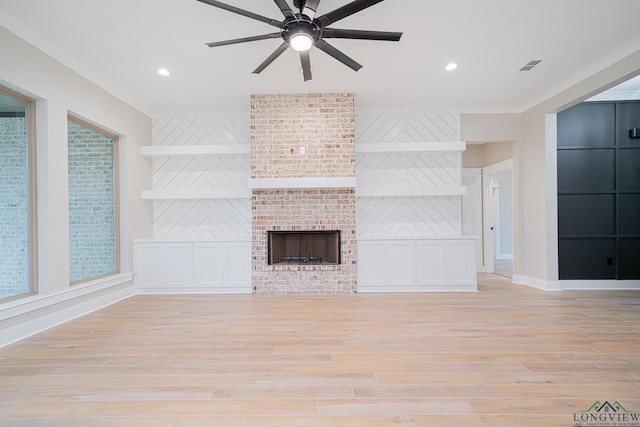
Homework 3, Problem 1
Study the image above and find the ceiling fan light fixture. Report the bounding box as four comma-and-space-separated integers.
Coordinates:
290, 32, 313, 51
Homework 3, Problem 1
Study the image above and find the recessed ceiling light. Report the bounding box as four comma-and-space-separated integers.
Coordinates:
157, 68, 171, 77
445, 62, 458, 71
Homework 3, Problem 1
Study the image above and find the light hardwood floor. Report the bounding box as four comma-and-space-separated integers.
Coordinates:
1, 274, 639, 426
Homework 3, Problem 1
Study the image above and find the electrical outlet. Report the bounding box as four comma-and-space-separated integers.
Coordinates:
299, 146, 305, 155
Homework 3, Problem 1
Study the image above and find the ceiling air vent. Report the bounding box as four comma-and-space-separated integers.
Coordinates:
520, 60, 542, 71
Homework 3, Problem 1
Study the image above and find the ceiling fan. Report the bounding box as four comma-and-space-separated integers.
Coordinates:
197, 0, 402, 81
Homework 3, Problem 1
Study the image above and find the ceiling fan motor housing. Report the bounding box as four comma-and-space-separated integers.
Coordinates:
282, 17, 321, 44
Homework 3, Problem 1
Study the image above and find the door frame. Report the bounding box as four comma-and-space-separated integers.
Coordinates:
482, 159, 513, 273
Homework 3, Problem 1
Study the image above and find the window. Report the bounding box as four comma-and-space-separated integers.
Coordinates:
0, 87, 36, 300
68, 118, 119, 283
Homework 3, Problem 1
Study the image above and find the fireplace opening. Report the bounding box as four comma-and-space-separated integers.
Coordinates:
268, 230, 341, 265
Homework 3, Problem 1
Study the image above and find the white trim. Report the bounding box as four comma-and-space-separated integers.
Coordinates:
0, 274, 134, 348
136, 288, 252, 295
248, 177, 356, 190
356, 186, 467, 197
134, 238, 251, 243
545, 113, 559, 282
357, 236, 478, 241
560, 280, 640, 290
511, 274, 562, 291
484, 158, 513, 176
512, 274, 640, 291
355, 141, 466, 154
141, 144, 250, 157
141, 189, 251, 200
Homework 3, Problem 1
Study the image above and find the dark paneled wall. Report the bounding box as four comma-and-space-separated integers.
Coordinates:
557, 102, 640, 280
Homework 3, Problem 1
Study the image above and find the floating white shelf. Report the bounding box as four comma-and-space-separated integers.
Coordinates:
141, 144, 250, 157
355, 141, 466, 154
142, 189, 251, 200
248, 177, 357, 190
356, 186, 467, 197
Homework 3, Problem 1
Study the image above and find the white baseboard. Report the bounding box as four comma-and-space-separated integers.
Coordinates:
511, 274, 640, 291
0, 274, 135, 348
560, 280, 640, 290
136, 287, 252, 295
511, 275, 562, 291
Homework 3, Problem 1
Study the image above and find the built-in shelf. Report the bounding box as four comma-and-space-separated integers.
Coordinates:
142, 189, 251, 200
355, 141, 466, 154
356, 186, 467, 197
141, 144, 250, 157
248, 177, 357, 190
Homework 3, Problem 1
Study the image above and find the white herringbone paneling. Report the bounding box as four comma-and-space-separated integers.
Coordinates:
151, 114, 252, 240
356, 153, 461, 191
355, 112, 460, 143
152, 157, 250, 192
355, 111, 462, 238
153, 199, 251, 240
152, 115, 250, 146
356, 196, 461, 238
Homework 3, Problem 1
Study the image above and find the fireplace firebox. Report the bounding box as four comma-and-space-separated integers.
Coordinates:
268, 230, 341, 265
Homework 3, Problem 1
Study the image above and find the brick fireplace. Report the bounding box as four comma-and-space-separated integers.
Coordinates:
250, 93, 357, 294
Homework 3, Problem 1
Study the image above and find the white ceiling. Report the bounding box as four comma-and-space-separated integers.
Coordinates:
1, 0, 640, 115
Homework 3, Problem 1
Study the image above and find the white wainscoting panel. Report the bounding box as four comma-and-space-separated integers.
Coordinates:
446, 240, 477, 285
165, 243, 194, 288
194, 243, 224, 289
135, 240, 251, 294
134, 243, 166, 288
417, 240, 445, 283
357, 241, 386, 286
357, 238, 477, 292
387, 240, 416, 286
224, 242, 252, 289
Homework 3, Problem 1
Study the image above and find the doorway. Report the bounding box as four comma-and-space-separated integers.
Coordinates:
462, 142, 515, 277
485, 166, 513, 277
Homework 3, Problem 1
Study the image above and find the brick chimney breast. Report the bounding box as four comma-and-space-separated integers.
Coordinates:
250, 93, 357, 294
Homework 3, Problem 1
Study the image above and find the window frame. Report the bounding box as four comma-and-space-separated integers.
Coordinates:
0, 85, 37, 301
67, 115, 120, 285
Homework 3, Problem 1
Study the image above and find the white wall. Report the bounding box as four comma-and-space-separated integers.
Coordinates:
0, 25, 152, 346
461, 113, 522, 275
519, 50, 640, 289
460, 52, 640, 290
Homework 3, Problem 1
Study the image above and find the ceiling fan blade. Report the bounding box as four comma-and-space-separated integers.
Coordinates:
316, 0, 384, 27
301, 0, 321, 20
196, 0, 282, 28
273, 0, 296, 19
314, 39, 362, 72
253, 42, 290, 74
322, 28, 402, 41
300, 50, 312, 81
206, 33, 282, 48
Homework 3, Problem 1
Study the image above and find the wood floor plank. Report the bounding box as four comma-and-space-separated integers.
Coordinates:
0, 273, 639, 425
